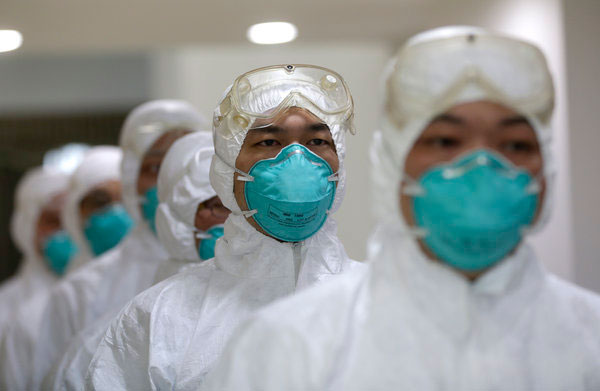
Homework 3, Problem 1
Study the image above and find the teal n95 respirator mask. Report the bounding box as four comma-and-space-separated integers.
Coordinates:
234, 144, 338, 242
404, 149, 540, 271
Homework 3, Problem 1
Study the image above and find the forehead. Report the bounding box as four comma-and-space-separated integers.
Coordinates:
251, 107, 325, 129
83, 180, 121, 198
442, 101, 523, 121
41, 191, 68, 213
144, 129, 192, 158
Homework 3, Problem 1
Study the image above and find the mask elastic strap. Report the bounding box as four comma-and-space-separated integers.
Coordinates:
234, 167, 254, 182
401, 175, 425, 197
525, 173, 544, 195
239, 209, 257, 218
195, 231, 211, 240
216, 152, 255, 182
405, 225, 428, 239
191, 226, 210, 239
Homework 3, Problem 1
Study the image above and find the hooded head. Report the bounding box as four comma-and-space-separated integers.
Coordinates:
119, 100, 208, 230
10, 167, 70, 270
155, 131, 217, 261
209, 64, 355, 241
372, 26, 555, 236
61, 146, 124, 265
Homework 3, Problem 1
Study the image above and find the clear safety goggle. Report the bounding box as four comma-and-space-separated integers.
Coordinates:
215, 64, 354, 138
388, 32, 554, 123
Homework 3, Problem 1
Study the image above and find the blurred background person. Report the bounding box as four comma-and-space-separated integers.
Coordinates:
0, 145, 129, 390
0, 143, 89, 326
1, 100, 207, 390
0, 167, 73, 331
43, 130, 226, 391
202, 27, 600, 391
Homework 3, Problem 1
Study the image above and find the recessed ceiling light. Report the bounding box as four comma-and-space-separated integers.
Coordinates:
247, 22, 298, 45
0, 30, 23, 53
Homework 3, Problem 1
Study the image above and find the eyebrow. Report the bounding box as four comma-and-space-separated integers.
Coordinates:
430, 113, 464, 125
248, 125, 284, 134
309, 123, 330, 131
500, 115, 530, 127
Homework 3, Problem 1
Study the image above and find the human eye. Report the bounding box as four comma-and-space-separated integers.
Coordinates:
307, 138, 330, 146
501, 140, 537, 154
424, 135, 462, 149
256, 139, 280, 147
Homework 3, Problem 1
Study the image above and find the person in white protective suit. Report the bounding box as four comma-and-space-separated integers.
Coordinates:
85, 64, 363, 390
0, 146, 127, 390
202, 27, 600, 391
3, 101, 208, 391
43, 131, 227, 391
0, 167, 73, 331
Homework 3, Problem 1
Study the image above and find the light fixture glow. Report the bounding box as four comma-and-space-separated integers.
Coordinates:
0, 30, 23, 53
247, 22, 297, 45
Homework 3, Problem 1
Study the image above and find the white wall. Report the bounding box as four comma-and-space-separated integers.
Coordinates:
563, 0, 600, 292
150, 42, 393, 261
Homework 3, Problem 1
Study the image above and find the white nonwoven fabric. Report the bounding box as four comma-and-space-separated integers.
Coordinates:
120, 99, 208, 226
42, 131, 216, 391
29, 101, 207, 391
154, 131, 216, 265
0, 168, 69, 331
371, 26, 555, 235
85, 68, 362, 390
203, 223, 600, 391
0, 146, 126, 390
61, 146, 123, 269
200, 27, 600, 391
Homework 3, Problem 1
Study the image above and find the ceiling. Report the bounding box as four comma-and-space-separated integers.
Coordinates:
0, 0, 498, 53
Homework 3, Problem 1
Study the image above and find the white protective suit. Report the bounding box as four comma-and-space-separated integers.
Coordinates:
34, 101, 208, 391
43, 131, 216, 391
0, 168, 70, 330
0, 146, 123, 390
202, 27, 600, 391
85, 65, 362, 390
153, 131, 217, 281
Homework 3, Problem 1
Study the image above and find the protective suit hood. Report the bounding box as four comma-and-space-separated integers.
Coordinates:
61, 146, 122, 269
119, 99, 208, 227
155, 131, 216, 262
371, 25, 555, 237
10, 167, 70, 267
209, 65, 354, 277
